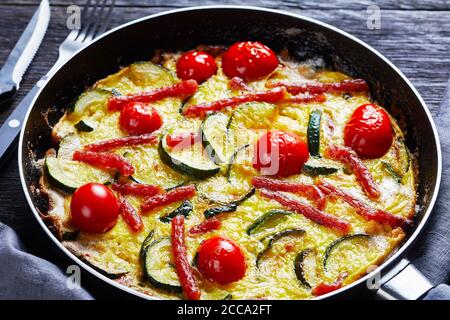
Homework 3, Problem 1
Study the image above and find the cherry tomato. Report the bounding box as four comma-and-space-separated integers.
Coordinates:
253, 131, 309, 177
196, 236, 246, 285
344, 104, 393, 159
176, 51, 217, 83
119, 102, 162, 135
70, 183, 119, 233
222, 41, 279, 81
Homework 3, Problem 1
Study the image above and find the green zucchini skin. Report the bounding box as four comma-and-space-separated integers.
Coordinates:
199, 186, 255, 207
201, 112, 230, 164
158, 138, 220, 180
307, 110, 322, 157
57, 134, 81, 160
160, 200, 193, 223
45, 156, 114, 192
294, 249, 314, 289
382, 161, 402, 183
68, 89, 112, 115
323, 234, 370, 271
256, 228, 305, 268
74, 120, 95, 132
246, 209, 293, 236
141, 237, 182, 294
139, 230, 155, 262
302, 164, 339, 176
204, 203, 238, 219
81, 258, 128, 280
226, 144, 250, 183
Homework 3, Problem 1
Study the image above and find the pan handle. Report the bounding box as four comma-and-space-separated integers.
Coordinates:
374, 258, 433, 300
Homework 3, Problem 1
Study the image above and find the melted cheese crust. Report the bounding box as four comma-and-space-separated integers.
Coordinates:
43, 49, 415, 300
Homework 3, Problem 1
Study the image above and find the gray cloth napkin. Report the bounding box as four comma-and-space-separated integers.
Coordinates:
411, 78, 450, 300
410, 78, 450, 288
0, 223, 93, 300
1, 80, 450, 300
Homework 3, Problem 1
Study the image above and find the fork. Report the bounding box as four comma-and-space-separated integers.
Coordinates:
0, 0, 115, 168
48, 0, 115, 76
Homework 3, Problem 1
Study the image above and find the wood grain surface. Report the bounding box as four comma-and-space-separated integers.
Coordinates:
0, 0, 448, 299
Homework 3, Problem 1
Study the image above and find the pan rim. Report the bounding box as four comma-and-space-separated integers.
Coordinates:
18, 5, 442, 300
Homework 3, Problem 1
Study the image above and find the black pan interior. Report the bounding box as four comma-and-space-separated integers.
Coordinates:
21, 7, 439, 250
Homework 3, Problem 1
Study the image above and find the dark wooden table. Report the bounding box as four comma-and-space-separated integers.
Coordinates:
0, 0, 449, 299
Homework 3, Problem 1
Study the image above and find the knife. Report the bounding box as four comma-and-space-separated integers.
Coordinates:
0, 0, 50, 168
0, 0, 50, 104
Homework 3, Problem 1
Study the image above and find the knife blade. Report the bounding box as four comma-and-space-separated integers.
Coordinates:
0, 0, 50, 103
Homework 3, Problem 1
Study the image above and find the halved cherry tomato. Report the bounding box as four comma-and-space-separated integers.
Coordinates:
344, 104, 393, 159
70, 183, 119, 233
176, 51, 217, 83
196, 236, 246, 285
222, 41, 279, 81
253, 131, 309, 177
119, 102, 162, 135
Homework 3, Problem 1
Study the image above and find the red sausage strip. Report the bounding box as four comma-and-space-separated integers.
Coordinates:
267, 79, 368, 95
171, 215, 201, 300
117, 194, 143, 233
112, 181, 162, 197
316, 181, 411, 229
73, 150, 134, 176
188, 217, 222, 236
229, 77, 253, 91
165, 132, 199, 148
183, 87, 286, 118
258, 188, 351, 233
141, 185, 196, 213
252, 176, 326, 210
280, 93, 326, 104
108, 80, 199, 111
84, 133, 158, 152
325, 145, 381, 200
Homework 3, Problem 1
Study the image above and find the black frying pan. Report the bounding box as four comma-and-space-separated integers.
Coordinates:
18, 6, 442, 300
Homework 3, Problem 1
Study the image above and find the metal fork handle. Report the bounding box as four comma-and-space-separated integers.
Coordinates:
374, 259, 434, 300
0, 35, 85, 168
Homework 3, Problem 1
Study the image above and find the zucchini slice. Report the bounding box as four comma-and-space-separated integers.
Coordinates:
124, 146, 186, 190
139, 230, 155, 261
246, 209, 292, 236
74, 119, 96, 132
57, 134, 81, 160
302, 157, 339, 176
256, 228, 305, 267
382, 161, 402, 183
323, 234, 371, 272
180, 74, 230, 114
141, 237, 182, 294
303, 164, 339, 176
201, 112, 233, 164
69, 89, 112, 116
307, 109, 322, 157
45, 156, 114, 192
197, 175, 256, 205
294, 248, 317, 289
159, 200, 193, 223
204, 203, 238, 219
226, 144, 251, 184
390, 138, 411, 177
158, 135, 220, 180
128, 61, 175, 88
227, 102, 278, 132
